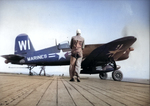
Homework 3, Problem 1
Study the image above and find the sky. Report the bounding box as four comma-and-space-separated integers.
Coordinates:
0, 0, 149, 79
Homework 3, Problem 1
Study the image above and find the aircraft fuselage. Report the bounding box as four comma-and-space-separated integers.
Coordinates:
23, 46, 71, 66
18, 44, 102, 66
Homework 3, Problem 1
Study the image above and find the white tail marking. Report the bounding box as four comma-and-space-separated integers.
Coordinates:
28, 40, 30, 50
18, 40, 30, 51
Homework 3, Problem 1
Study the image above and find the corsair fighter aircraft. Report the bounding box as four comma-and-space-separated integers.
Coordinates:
1, 34, 137, 81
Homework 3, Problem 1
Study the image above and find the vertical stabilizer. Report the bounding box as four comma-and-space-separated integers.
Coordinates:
15, 34, 35, 55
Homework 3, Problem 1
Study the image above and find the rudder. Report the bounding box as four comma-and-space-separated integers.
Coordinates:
15, 34, 35, 55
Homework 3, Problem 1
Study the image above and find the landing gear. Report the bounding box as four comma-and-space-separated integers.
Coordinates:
39, 66, 46, 76
99, 73, 108, 80
112, 70, 123, 81
28, 66, 35, 76
29, 71, 33, 76
27, 66, 46, 76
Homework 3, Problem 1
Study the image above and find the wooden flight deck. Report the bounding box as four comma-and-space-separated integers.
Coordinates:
0, 74, 149, 106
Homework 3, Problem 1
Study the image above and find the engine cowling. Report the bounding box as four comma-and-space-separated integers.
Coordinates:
117, 47, 134, 61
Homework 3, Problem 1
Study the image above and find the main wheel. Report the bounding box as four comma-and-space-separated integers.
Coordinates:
112, 70, 123, 81
99, 73, 107, 80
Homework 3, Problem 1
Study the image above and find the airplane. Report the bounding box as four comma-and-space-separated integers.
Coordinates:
1, 33, 137, 81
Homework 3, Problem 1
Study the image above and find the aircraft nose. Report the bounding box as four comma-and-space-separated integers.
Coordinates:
131, 36, 137, 41
127, 36, 137, 43
129, 47, 134, 51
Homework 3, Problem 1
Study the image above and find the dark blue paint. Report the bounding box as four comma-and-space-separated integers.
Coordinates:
15, 34, 71, 66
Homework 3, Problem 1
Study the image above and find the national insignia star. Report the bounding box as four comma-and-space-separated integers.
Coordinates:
56, 49, 66, 60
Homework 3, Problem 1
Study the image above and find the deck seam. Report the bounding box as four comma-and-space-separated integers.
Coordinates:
66, 80, 95, 106
72, 80, 127, 106
83, 81, 144, 106
36, 78, 54, 106
13, 78, 52, 106
61, 79, 77, 106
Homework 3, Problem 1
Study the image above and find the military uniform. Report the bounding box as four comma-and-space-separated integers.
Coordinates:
69, 33, 84, 82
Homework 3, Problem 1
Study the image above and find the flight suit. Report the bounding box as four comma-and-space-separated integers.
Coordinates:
69, 35, 84, 81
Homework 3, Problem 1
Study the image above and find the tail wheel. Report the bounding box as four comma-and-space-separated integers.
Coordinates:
99, 73, 107, 80
112, 70, 123, 81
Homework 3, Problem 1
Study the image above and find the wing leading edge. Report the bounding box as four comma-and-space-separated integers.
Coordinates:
81, 36, 137, 68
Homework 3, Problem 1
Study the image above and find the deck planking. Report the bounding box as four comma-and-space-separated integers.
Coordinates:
0, 74, 149, 106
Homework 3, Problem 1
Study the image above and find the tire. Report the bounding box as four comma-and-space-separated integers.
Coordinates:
99, 73, 107, 80
112, 70, 123, 81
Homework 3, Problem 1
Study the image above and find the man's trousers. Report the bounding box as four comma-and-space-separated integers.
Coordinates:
69, 56, 82, 79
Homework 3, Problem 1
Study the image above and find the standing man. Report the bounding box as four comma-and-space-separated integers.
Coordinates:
69, 29, 85, 82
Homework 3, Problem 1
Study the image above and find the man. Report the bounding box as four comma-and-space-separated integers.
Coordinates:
69, 29, 85, 82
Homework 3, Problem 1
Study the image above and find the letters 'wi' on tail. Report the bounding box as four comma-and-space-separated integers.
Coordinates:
15, 34, 35, 55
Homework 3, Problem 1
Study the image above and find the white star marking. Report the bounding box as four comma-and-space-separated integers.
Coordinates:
56, 49, 66, 60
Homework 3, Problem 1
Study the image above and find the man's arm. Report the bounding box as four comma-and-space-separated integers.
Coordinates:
82, 39, 85, 50
70, 38, 73, 49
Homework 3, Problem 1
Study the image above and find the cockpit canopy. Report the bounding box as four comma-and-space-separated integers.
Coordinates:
58, 41, 70, 50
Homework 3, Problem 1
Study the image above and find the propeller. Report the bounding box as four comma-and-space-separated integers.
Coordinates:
122, 26, 129, 37
121, 25, 138, 50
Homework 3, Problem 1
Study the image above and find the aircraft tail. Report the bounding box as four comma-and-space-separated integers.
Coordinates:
15, 34, 35, 55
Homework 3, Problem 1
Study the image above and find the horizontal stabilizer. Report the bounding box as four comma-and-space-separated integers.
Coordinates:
1, 54, 24, 61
